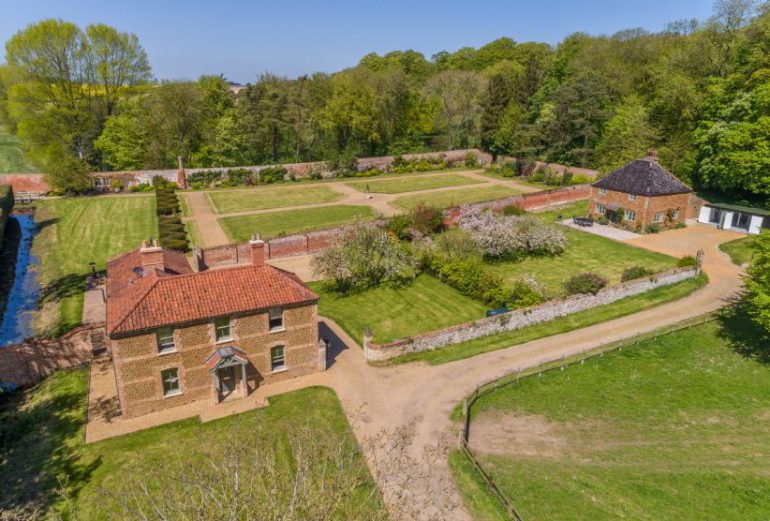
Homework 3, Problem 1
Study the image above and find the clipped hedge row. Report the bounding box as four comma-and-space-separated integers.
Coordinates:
156, 187, 189, 252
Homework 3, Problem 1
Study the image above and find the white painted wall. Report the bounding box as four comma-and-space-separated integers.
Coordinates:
698, 206, 711, 223
749, 215, 764, 235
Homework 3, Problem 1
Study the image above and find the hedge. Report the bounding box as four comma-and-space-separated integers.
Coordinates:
155, 187, 189, 252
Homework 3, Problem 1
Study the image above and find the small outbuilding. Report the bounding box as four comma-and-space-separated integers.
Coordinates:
697, 202, 769, 235
590, 150, 692, 231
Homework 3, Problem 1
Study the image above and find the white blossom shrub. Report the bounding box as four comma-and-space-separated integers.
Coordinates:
457, 206, 567, 258
312, 221, 417, 292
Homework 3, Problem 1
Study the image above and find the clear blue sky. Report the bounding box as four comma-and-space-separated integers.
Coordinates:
0, 0, 715, 82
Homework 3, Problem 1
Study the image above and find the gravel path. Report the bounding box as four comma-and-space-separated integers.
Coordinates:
86, 224, 744, 519
181, 171, 537, 248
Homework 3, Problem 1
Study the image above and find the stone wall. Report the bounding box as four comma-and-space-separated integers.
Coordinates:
0, 324, 102, 386
363, 266, 700, 361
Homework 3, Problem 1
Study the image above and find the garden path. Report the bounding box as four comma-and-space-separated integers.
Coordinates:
86, 224, 745, 519
181, 170, 537, 247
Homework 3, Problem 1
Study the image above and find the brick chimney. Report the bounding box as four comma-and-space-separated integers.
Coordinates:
249, 233, 265, 267
140, 239, 165, 271
176, 156, 187, 189
647, 149, 658, 161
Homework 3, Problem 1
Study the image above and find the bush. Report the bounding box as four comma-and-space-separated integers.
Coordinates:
386, 215, 413, 241
354, 168, 383, 178
646, 223, 661, 233
129, 183, 154, 192
516, 158, 536, 177
561, 171, 574, 186
621, 265, 654, 282
227, 168, 253, 185
678, 255, 697, 268
571, 174, 590, 185
308, 169, 323, 180
502, 204, 525, 216
564, 272, 608, 295
509, 276, 545, 308
464, 152, 479, 168
155, 188, 189, 251
410, 203, 444, 236
257, 166, 287, 184
427, 254, 508, 307
188, 170, 224, 187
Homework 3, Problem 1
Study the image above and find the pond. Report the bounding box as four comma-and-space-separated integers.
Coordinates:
0, 212, 40, 346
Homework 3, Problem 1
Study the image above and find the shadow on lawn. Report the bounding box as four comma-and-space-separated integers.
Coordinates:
0, 373, 100, 517
717, 300, 770, 365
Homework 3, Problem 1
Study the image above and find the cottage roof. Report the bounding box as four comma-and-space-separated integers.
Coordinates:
593, 154, 691, 196
106, 247, 318, 336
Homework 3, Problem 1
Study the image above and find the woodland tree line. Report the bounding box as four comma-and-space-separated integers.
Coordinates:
0, 0, 768, 201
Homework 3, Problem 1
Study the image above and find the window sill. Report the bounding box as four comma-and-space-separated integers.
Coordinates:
163, 390, 182, 399
271, 367, 288, 374
215, 337, 234, 345
158, 349, 178, 356
269, 327, 286, 334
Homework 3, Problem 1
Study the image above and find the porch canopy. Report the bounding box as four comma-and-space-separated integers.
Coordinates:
205, 346, 249, 372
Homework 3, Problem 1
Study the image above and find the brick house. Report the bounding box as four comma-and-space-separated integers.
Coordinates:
106, 236, 323, 419
589, 151, 692, 231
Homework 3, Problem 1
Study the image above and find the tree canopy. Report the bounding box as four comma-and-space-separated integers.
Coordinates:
2, 2, 770, 199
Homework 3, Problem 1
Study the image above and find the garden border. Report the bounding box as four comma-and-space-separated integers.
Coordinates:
457, 312, 718, 521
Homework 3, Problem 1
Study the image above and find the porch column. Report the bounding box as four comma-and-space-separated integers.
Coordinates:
241, 364, 249, 397
211, 372, 220, 404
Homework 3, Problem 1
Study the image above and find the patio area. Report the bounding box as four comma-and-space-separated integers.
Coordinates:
563, 218, 640, 241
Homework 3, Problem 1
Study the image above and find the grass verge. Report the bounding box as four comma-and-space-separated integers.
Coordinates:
391, 185, 521, 210
32, 196, 157, 335
207, 185, 344, 214
719, 236, 755, 266
0, 369, 381, 519
385, 273, 708, 365
451, 315, 770, 520
312, 274, 488, 344
346, 173, 484, 194
219, 204, 376, 241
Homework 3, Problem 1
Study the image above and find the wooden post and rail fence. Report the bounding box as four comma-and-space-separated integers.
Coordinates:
458, 313, 718, 521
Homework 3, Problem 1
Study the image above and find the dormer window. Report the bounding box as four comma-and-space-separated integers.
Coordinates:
215, 317, 233, 342
157, 327, 175, 354
269, 308, 284, 332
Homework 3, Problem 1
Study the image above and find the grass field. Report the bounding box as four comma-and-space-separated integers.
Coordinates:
390, 274, 707, 365
206, 185, 344, 214
219, 204, 376, 241
451, 316, 770, 520
391, 185, 521, 210
0, 370, 382, 519
488, 227, 677, 296
720, 236, 755, 266
0, 125, 36, 173
312, 275, 488, 344
346, 174, 484, 194
33, 195, 157, 335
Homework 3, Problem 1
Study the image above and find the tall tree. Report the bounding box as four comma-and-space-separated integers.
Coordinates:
594, 94, 658, 173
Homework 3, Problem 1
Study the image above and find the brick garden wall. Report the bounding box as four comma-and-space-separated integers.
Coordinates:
0, 324, 102, 386
363, 266, 700, 361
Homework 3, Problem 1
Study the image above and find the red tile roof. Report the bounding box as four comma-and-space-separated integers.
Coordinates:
106, 247, 318, 336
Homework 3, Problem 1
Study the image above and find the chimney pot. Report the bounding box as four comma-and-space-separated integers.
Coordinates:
647, 149, 658, 160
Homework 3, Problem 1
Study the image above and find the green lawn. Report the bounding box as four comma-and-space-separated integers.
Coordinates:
390, 274, 707, 365
488, 227, 677, 296
33, 196, 158, 335
312, 274, 488, 344
0, 125, 36, 173
720, 236, 755, 266
451, 316, 770, 520
206, 185, 344, 214
391, 185, 521, 210
0, 370, 382, 519
346, 174, 484, 194
219, 204, 376, 241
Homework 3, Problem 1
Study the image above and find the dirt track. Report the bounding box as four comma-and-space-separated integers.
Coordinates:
87, 224, 745, 519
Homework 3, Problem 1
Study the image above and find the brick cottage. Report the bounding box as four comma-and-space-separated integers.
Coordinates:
106, 236, 323, 418
589, 151, 692, 231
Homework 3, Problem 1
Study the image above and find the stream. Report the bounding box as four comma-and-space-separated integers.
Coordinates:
0, 212, 40, 346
